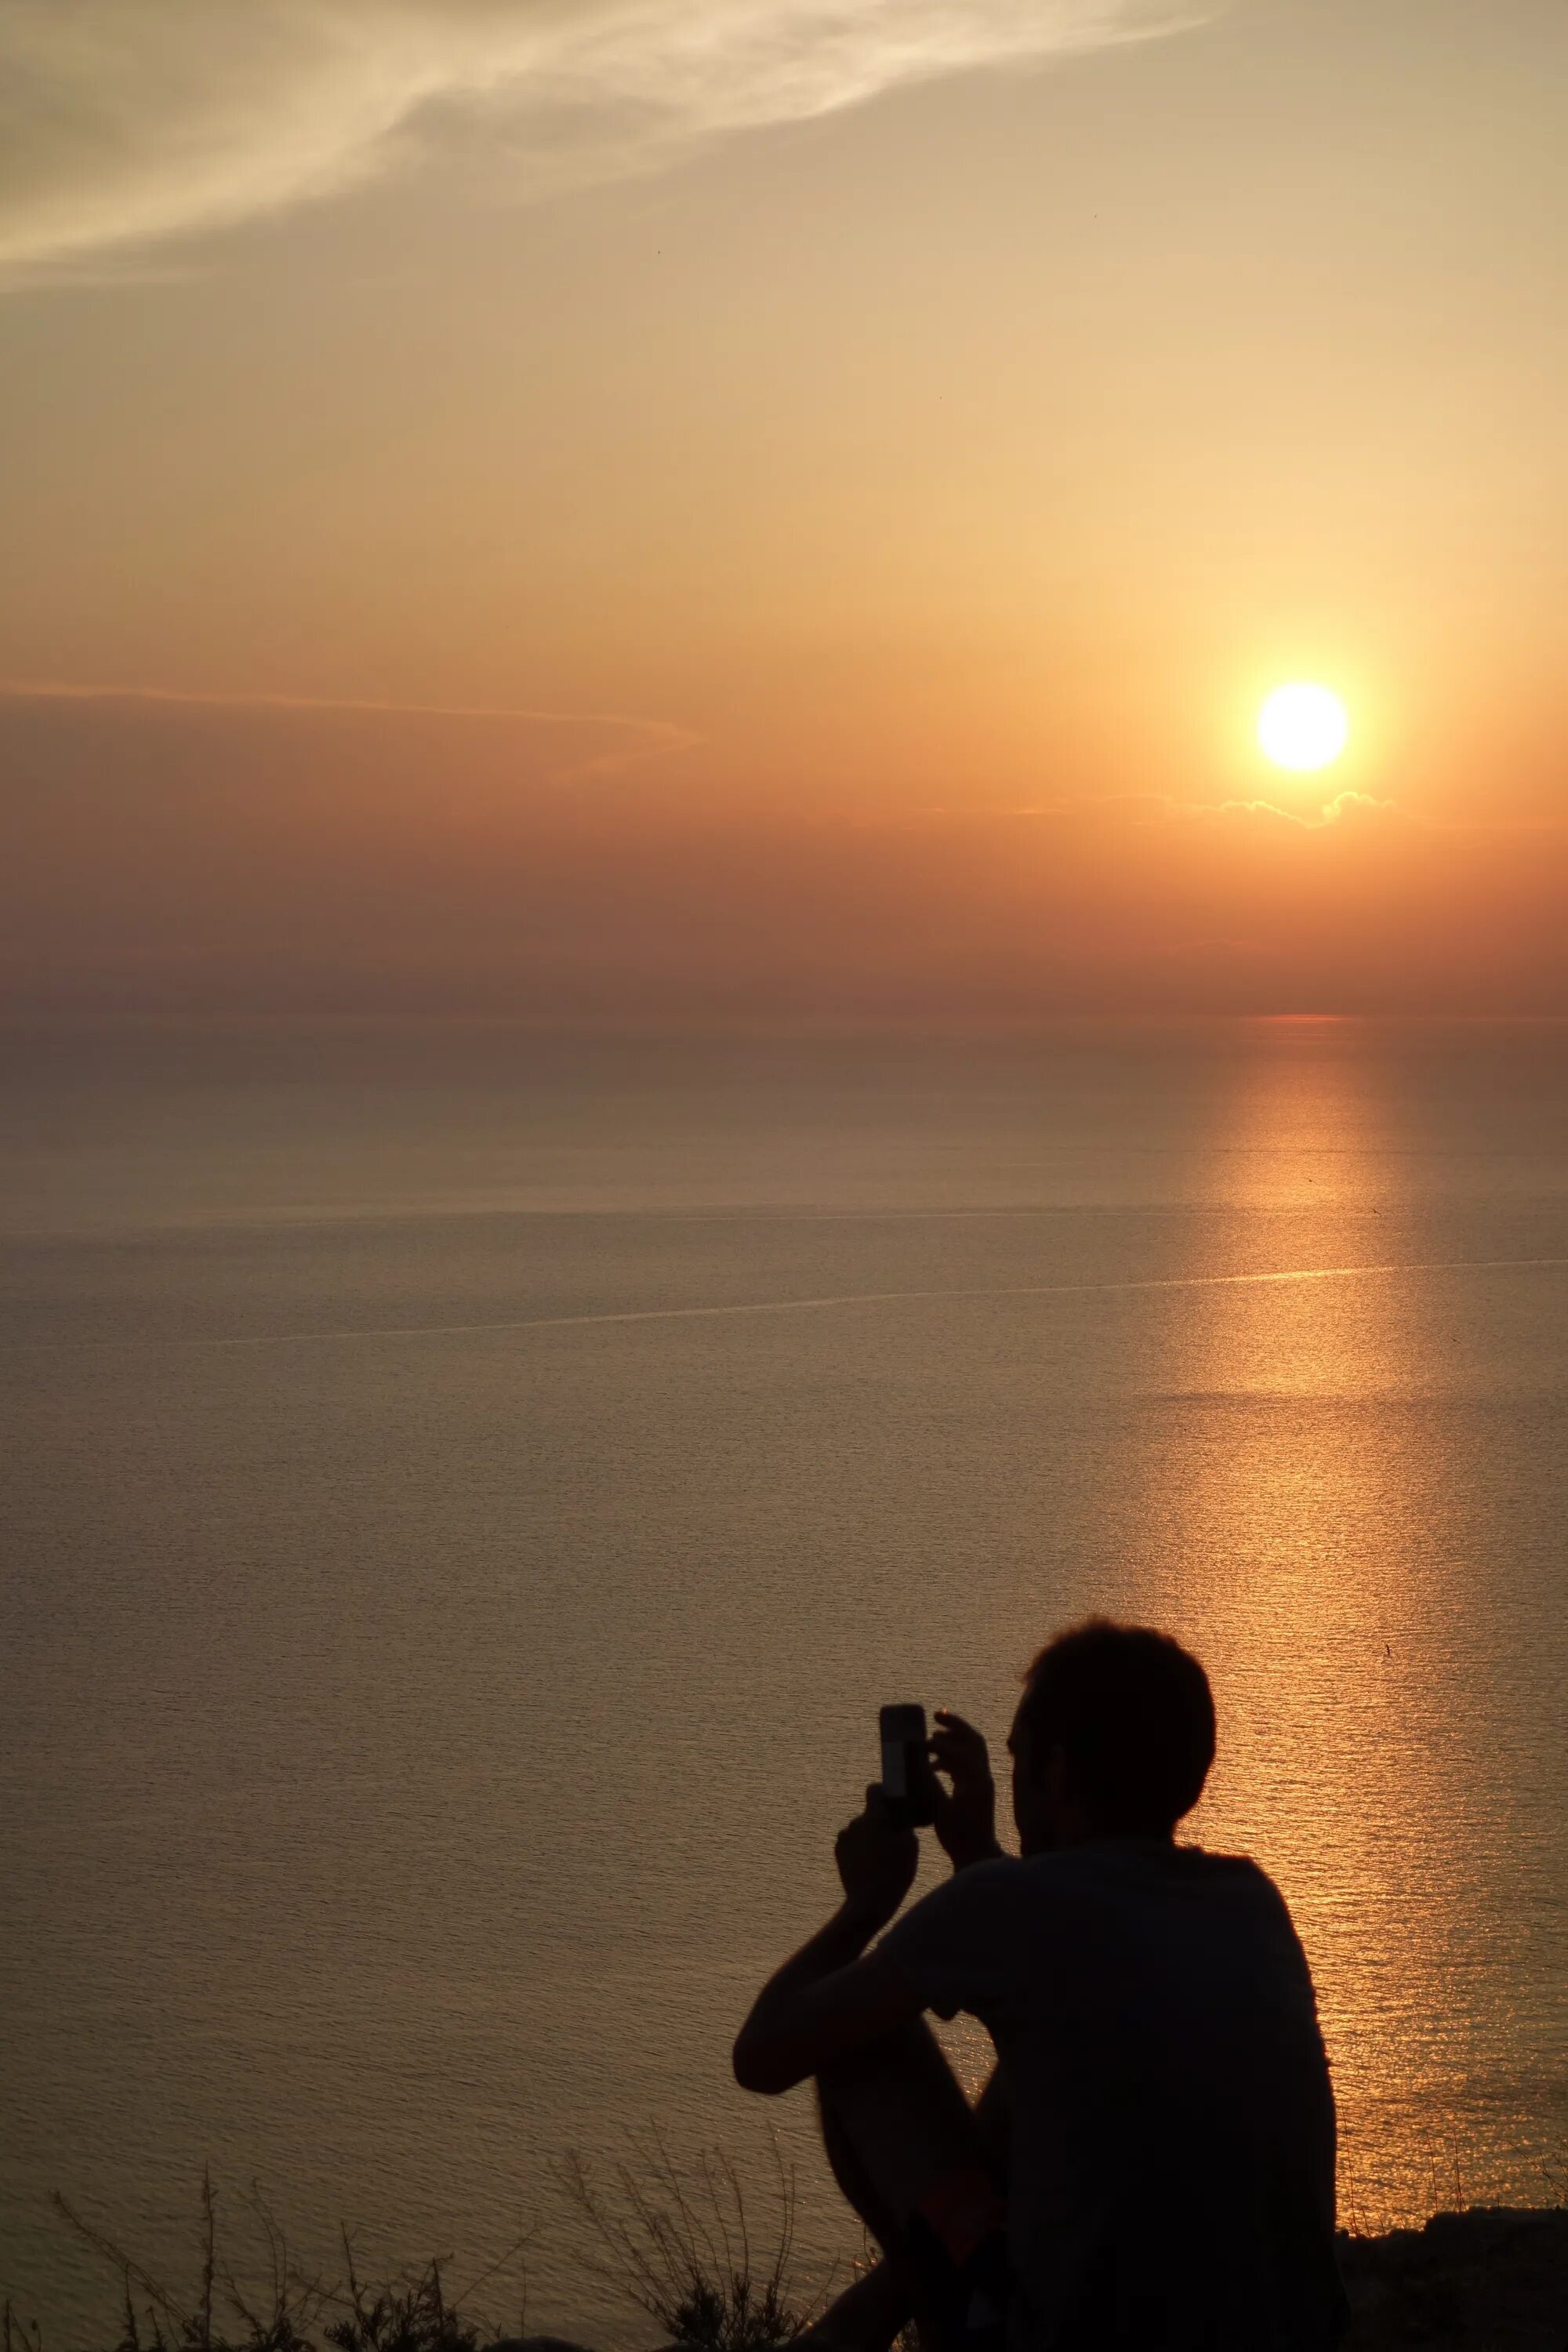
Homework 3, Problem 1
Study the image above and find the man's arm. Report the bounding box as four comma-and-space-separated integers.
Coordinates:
733, 1787, 927, 2096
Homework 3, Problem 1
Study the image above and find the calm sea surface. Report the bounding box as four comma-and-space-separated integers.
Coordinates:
2, 1022, 1566, 2343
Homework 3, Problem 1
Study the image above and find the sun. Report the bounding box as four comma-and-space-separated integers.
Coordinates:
1258, 683, 1349, 772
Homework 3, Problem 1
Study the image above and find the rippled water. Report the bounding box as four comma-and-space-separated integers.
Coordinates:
2, 1022, 1565, 2343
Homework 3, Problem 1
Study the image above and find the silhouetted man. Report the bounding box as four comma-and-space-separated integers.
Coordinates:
734, 1620, 1349, 2350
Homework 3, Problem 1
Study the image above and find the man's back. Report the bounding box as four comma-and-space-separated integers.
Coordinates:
880, 1840, 1348, 2350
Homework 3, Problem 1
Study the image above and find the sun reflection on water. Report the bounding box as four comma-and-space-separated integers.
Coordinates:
1109, 1036, 1552, 2229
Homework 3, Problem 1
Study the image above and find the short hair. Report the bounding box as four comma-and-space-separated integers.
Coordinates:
1018, 1619, 1215, 1835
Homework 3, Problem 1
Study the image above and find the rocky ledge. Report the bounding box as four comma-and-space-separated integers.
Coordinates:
1338, 2205, 1567, 2348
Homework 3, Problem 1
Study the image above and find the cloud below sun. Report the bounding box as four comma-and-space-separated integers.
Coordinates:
0, 0, 1208, 274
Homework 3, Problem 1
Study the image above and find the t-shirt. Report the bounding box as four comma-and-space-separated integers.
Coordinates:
878, 1842, 1349, 2352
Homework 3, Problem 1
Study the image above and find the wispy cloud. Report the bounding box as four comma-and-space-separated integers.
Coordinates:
0, 0, 1210, 278
0, 676, 698, 787
1200, 788, 1403, 829
1014, 788, 1409, 830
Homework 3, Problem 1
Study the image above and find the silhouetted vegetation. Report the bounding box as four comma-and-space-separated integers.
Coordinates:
9, 2155, 1566, 2351
554, 2132, 822, 2351
5, 2145, 823, 2352
5, 2172, 520, 2352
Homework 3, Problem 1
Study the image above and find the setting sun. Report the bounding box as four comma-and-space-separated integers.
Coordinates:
1258, 683, 1350, 772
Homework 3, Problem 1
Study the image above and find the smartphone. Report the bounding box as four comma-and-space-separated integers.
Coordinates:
880, 1703, 938, 1828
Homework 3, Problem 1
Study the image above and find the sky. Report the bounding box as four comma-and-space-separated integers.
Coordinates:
2, 0, 1566, 1022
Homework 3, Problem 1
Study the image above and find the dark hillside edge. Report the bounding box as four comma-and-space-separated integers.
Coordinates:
481, 2211, 1568, 2352
1334, 2207, 1568, 2349
21, 2190, 1564, 2352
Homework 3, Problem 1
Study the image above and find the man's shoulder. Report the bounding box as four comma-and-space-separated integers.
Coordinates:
1017, 1838, 1273, 1881
890, 1844, 1296, 1946
1170, 1842, 1298, 1913
1025, 1840, 1299, 1929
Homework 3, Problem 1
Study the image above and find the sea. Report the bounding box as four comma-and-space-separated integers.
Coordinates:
2, 1020, 1565, 2344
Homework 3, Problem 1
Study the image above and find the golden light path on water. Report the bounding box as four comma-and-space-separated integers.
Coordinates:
1131, 1046, 1472, 2226
939, 1039, 1559, 2231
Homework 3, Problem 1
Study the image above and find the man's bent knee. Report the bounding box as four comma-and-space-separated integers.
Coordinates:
816, 2023, 990, 2230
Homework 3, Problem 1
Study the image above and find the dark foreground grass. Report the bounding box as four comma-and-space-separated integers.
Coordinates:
7, 2162, 1565, 2352
554, 2131, 825, 2350
5, 2174, 510, 2352
3, 2145, 821, 2352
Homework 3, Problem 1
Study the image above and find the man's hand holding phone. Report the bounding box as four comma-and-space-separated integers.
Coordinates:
931, 1708, 1003, 1873
835, 1785, 920, 1933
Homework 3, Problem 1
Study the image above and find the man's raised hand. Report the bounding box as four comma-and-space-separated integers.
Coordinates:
931, 1709, 1003, 1873
834, 1785, 919, 1933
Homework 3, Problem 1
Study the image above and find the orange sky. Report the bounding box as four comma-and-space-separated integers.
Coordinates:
2, 0, 1566, 1021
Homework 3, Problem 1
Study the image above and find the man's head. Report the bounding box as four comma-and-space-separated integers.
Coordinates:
1008, 1619, 1215, 1854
